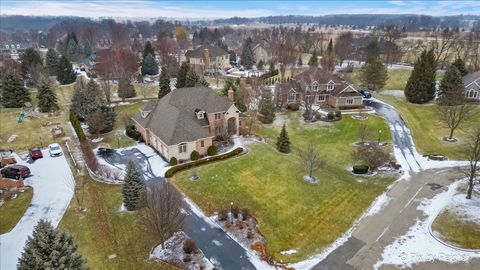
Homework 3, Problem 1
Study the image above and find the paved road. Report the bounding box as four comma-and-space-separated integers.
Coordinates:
313, 99, 479, 270
99, 148, 257, 270
0, 151, 75, 270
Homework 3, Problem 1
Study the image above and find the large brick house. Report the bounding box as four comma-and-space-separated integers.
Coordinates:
185, 45, 230, 75
275, 68, 363, 109
463, 71, 480, 102
132, 87, 240, 161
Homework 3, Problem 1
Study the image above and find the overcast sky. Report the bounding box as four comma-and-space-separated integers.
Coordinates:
1, 1, 479, 19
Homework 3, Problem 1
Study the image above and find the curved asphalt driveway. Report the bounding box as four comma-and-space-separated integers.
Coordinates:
99, 148, 257, 270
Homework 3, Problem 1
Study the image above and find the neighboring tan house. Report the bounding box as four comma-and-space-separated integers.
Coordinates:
132, 86, 240, 161
185, 45, 229, 74
275, 68, 364, 109
463, 71, 480, 102
253, 42, 273, 64
1, 42, 29, 61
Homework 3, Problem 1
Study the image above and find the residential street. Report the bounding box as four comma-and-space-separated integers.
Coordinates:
98, 146, 258, 270
312, 99, 480, 270
0, 151, 75, 270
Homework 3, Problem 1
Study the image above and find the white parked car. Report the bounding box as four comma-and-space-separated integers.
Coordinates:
48, 143, 63, 157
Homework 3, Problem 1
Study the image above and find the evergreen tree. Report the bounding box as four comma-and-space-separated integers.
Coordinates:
176, 62, 189, 88
45, 48, 59, 76
365, 38, 380, 62
185, 69, 200, 87
118, 77, 136, 101
258, 91, 276, 124
197, 77, 209, 87
451, 58, 468, 77
240, 37, 255, 69
21, 48, 43, 78
122, 160, 146, 211
71, 78, 105, 120
276, 124, 291, 153
58, 32, 82, 62
56, 55, 76, 85
158, 66, 171, 99
438, 65, 464, 104
321, 39, 336, 71
1, 72, 31, 108
359, 57, 388, 91
143, 41, 155, 58
308, 50, 318, 67
405, 49, 436, 104
141, 54, 158, 76
37, 77, 59, 112
18, 219, 86, 270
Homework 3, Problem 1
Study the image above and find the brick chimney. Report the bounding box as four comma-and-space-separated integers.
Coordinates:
227, 87, 234, 102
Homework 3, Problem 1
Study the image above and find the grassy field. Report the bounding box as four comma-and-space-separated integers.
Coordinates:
348, 68, 445, 91
60, 176, 177, 270
376, 93, 480, 160
172, 113, 395, 262
432, 210, 480, 249
0, 187, 33, 234
0, 84, 75, 152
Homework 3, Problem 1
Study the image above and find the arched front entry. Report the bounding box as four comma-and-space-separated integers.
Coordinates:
227, 117, 237, 135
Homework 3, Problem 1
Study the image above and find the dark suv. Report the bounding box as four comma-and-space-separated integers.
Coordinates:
1, 165, 31, 179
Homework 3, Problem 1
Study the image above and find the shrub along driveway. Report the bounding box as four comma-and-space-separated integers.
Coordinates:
172, 113, 395, 263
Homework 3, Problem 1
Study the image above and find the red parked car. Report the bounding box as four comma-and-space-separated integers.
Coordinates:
29, 147, 43, 160
1, 165, 31, 179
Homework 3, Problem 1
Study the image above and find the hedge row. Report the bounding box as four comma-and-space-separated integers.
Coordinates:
70, 113, 86, 141
165, 147, 244, 178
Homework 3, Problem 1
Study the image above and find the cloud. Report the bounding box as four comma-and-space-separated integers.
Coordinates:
388, 1, 407, 6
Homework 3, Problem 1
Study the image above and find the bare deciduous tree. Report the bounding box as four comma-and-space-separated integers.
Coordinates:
438, 103, 474, 140
299, 142, 326, 179
138, 183, 186, 249
358, 119, 372, 143
352, 145, 390, 172
465, 128, 480, 199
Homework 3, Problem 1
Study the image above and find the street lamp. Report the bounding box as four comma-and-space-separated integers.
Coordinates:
378, 130, 382, 144
230, 202, 234, 224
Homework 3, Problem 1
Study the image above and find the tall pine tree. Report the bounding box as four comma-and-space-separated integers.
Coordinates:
258, 91, 276, 124
451, 58, 468, 77
185, 69, 200, 87
37, 77, 59, 112
122, 160, 146, 211
118, 77, 136, 101
1, 72, 31, 108
438, 65, 464, 105
18, 219, 86, 270
240, 37, 255, 69
360, 57, 388, 91
46, 48, 59, 76
176, 62, 189, 88
141, 54, 158, 76
158, 66, 171, 99
276, 124, 291, 153
143, 41, 155, 58
21, 48, 43, 79
405, 49, 436, 104
308, 50, 318, 67
56, 55, 76, 85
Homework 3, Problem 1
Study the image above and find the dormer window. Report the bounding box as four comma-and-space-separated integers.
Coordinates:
141, 110, 151, 118
327, 82, 334, 91
312, 82, 319, 91
16, 44, 20, 49
5, 45, 9, 49
195, 109, 205, 119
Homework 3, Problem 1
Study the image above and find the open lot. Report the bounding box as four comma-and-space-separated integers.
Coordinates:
376, 93, 480, 160
173, 113, 395, 262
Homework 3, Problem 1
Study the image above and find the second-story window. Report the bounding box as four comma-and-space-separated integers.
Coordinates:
215, 112, 221, 120
327, 82, 334, 91
200, 140, 204, 147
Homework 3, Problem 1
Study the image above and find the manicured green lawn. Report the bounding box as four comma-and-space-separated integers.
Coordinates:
61, 176, 176, 270
348, 68, 445, 90
173, 113, 395, 262
376, 93, 480, 160
432, 210, 480, 249
0, 188, 33, 234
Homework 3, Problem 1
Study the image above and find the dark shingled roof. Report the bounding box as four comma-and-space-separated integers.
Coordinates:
133, 87, 232, 145
463, 71, 480, 86
185, 45, 228, 58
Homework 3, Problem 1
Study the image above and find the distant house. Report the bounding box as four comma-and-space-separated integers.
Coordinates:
0, 42, 29, 61
275, 68, 363, 109
463, 71, 480, 102
132, 87, 240, 161
98, 38, 113, 49
185, 45, 229, 75
253, 42, 273, 64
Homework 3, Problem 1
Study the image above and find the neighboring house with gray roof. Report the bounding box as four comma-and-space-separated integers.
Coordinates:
275, 68, 363, 109
463, 71, 480, 102
185, 45, 229, 74
132, 86, 240, 161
